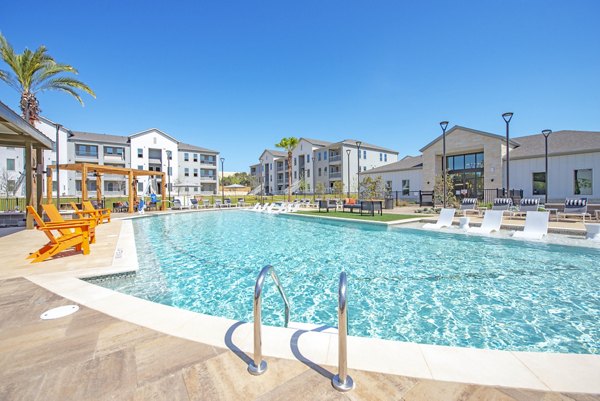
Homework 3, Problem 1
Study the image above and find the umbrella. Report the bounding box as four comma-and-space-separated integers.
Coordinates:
225, 183, 245, 197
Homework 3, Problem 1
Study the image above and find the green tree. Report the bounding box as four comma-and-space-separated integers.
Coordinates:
360, 175, 383, 199
275, 137, 299, 201
0, 33, 95, 124
332, 180, 344, 199
433, 174, 458, 207
315, 182, 326, 196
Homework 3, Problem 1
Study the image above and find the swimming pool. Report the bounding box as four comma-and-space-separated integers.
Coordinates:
90, 211, 600, 354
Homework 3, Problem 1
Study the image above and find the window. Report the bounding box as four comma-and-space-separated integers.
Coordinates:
75, 180, 97, 191
184, 168, 189, 177
384, 154, 387, 162
402, 180, 410, 196
363, 166, 366, 171
194, 187, 198, 192
193, 168, 198, 177
324, 167, 327, 172
307, 154, 310, 163
104, 146, 124, 157
307, 183, 311, 191
574, 169, 593, 195
75, 144, 98, 157
380, 153, 382, 161
184, 153, 189, 161
294, 158, 297, 166
6, 159, 15, 171
465, 154, 477, 169
153, 137, 157, 144
137, 165, 143, 170
324, 152, 327, 160
193, 154, 198, 162
307, 169, 310, 178
318, 168, 322, 177
7, 180, 15, 192
138, 182, 144, 192
137, 148, 143, 158
532, 172, 546, 195
294, 171, 297, 179
185, 186, 189, 192
363, 150, 366, 159
318, 153, 321, 161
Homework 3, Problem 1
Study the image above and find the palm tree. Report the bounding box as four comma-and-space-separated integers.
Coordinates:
0, 33, 95, 124
275, 137, 299, 202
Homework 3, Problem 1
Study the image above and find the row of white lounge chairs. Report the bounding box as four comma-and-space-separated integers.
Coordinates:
424, 208, 550, 240
248, 202, 301, 214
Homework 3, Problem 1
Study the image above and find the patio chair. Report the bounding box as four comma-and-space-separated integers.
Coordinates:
557, 198, 591, 222
224, 198, 232, 208
459, 198, 480, 216
513, 198, 540, 217
512, 211, 550, 240
41, 203, 97, 244
237, 198, 245, 207
70, 202, 108, 225
172, 199, 183, 210
250, 203, 261, 211
190, 198, 199, 209
423, 208, 456, 229
491, 198, 513, 214
467, 210, 504, 234
26, 206, 92, 263
203, 199, 210, 208
214, 199, 222, 208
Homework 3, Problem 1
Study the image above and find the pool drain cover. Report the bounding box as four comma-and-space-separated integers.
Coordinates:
40, 305, 79, 320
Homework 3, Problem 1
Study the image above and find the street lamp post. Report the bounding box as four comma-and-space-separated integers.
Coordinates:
356, 141, 362, 198
55, 123, 62, 207
220, 157, 225, 202
502, 112, 514, 198
166, 150, 172, 204
346, 149, 351, 197
542, 129, 552, 204
439, 121, 449, 207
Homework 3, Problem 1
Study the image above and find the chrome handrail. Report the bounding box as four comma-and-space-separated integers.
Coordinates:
332, 272, 354, 391
247, 265, 290, 376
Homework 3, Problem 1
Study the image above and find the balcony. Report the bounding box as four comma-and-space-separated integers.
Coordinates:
200, 159, 216, 166
329, 154, 342, 163
329, 171, 342, 179
200, 176, 216, 182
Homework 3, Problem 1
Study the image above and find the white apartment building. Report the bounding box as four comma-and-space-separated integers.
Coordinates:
0, 117, 219, 198
251, 137, 399, 195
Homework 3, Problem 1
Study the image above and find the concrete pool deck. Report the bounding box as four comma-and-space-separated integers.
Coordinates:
1, 209, 599, 399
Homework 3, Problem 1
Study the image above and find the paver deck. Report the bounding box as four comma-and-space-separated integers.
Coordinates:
1, 278, 597, 401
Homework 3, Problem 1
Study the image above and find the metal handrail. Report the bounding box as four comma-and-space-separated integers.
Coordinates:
247, 265, 290, 376
332, 272, 354, 391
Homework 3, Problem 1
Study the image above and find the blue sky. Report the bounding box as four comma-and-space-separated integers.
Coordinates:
1, 0, 599, 171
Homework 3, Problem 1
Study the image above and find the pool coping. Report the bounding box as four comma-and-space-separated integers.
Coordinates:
25, 214, 600, 394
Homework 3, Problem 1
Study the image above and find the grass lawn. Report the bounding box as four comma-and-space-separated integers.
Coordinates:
295, 210, 420, 222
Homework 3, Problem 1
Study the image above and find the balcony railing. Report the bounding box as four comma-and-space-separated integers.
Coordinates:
200, 176, 216, 181
329, 172, 342, 179
201, 160, 216, 166
329, 155, 342, 163
75, 152, 98, 158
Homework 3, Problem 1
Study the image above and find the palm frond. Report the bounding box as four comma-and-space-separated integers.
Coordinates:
0, 68, 20, 91
38, 77, 96, 98
31, 63, 78, 90
48, 85, 84, 105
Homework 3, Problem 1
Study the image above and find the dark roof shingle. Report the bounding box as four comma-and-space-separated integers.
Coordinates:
510, 130, 600, 159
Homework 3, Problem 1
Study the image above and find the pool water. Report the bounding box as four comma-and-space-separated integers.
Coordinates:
90, 211, 600, 354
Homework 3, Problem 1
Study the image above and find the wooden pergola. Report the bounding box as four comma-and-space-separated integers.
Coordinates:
46, 163, 166, 213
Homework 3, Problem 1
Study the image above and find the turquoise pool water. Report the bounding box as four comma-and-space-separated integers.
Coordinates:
90, 211, 600, 354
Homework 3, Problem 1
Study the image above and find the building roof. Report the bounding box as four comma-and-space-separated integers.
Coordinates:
178, 142, 218, 154
300, 137, 332, 147
70, 131, 130, 144
129, 128, 178, 143
263, 149, 287, 158
336, 139, 399, 154
363, 155, 423, 174
509, 130, 600, 159
419, 125, 520, 153
0, 101, 54, 149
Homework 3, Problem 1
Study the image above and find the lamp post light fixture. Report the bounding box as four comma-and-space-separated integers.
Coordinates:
439, 121, 449, 207
220, 157, 225, 202
502, 112, 514, 198
542, 129, 552, 204
356, 141, 362, 197
166, 150, 172, 204
346, 149, 351, 197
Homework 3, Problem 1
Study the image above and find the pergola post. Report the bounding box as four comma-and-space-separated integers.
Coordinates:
128, 171, 134, 213
25, 142, 35, 229
46, 166, 53, 204
81, 165, 88, 202
160, 172, 166, 210
35, 147, 44, 214
96, 173, 103, 205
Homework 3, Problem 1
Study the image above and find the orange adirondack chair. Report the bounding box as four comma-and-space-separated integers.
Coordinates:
41, 203, 97, 244
71, 201, 110, 224
26, 206, 91, 263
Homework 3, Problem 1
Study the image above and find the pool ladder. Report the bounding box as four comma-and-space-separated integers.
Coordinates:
248, 265, 354, 392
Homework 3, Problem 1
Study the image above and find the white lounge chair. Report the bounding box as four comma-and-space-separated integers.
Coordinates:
512, 211, 550, 240
250, 203, 261, 211
467, 210, 504, 234
423, 208, 455, 229
459, 198, 480, 216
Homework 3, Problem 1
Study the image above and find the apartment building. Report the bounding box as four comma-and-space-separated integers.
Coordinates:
252, 137, 399, 194
0, 117, 219, 197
